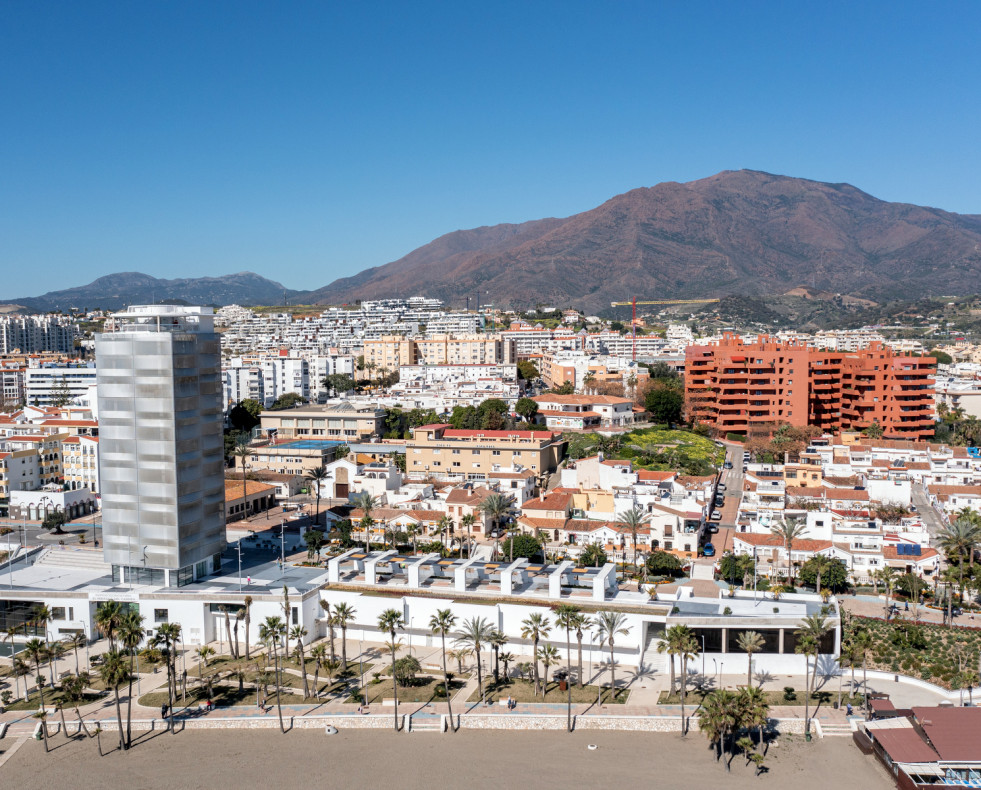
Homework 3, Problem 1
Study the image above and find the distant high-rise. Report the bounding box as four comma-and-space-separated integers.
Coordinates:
95, 305, 225, 586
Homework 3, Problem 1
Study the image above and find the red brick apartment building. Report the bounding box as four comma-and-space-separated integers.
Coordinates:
686, 334, 936, 439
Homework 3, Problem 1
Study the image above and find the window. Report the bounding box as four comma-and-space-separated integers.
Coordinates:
154, 608, 169, 622
50, 607, 66, 620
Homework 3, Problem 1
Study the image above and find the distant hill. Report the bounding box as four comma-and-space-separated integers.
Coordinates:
309, 170, 981, 314
0, 272, 292, 313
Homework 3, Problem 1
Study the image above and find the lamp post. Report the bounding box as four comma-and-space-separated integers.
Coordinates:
408, 617, 414, 659
280, 522, 287, 577
236, 543, 243, 592
6, 529, 12, 588
701, 635, 706, 678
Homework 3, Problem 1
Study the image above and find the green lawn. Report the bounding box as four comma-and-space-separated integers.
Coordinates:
2, 687, 103, 712
470, 678, 628, 705
138, 685, 309, 709
564, 427, 723, 476
346, 674, 463, 704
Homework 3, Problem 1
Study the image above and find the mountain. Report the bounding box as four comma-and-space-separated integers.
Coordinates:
308, 170, 981, 314
1, 272, 292, 313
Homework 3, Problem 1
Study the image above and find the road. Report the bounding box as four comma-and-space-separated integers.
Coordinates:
911, 483, 945, 543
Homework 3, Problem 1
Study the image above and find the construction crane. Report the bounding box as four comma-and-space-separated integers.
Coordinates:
610, 297, 721, 360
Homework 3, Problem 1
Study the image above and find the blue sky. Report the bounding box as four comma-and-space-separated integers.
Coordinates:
2, 1, 980, 297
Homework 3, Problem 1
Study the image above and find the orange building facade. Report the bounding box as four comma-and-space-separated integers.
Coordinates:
686, 335, 935, 439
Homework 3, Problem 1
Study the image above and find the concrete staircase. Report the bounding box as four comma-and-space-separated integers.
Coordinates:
408, 714, 444, 732
690, 560, 716, 581
816, 718, 860, 737
34, 547, 112, 575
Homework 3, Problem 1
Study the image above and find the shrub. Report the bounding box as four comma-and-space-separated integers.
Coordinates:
783, 687, 797, 701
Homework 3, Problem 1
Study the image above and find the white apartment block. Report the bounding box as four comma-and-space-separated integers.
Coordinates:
62, 435, 101, 494
0, 314, 80, 355
24, 365, 98, 407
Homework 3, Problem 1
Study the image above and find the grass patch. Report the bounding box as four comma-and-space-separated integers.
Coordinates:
564, 428, 723, 476
469, 678, 628, 705
347, 674, 464, 704
138, 685, 309, 709
2, 687, 104, 712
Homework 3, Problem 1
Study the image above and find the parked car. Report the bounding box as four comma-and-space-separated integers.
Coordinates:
702, 543, 716, 557
711, 510, 722, 520
707, 524, 719, 533
723, 461, 733, 469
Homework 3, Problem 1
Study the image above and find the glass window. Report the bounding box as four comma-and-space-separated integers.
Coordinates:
50, 607, 66, 620
154, 608, 169, 622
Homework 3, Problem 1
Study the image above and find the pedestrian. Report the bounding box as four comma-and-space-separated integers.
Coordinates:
161, 703, 168, 719
247, 576, 251, 585
846, 703, 853, 716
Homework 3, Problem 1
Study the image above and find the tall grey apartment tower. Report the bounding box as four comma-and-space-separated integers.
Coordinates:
95, 305, 225, 586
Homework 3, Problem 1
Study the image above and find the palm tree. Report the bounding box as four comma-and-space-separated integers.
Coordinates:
657, 624, 684, 696
499, 651, 515, 682
795, 613, 830, 739
489, 629, 508, 685
305, 465, 329, 527
570, 612, 589, 688
455, 616, 493, 705
66, 633, 86, 676
406, 523, 420, 555
99, 649, 130, 752
436, 514, 453, 553
449, 648, 469, 675
332, 602, 356, 672
699, 689, 742, 769
555, 604, 581, 729
580, 542, 607, 568
736, 631, 765, 689
739, 684, 770, 747
218, 605, 237, 659
281, 585, 292, 658
310, 644, 327, 698
352, 491, 379, 548
880, 566, 898, 618
231, 440, 252, 508
520, 613, 551, 697
809, 554, 833, 594
153, 621, 182, 732
769, 517, 808, 586
95, 600, 123, 650
852, 628, 873, 708
62, 671, 92, 738
593, 611, 630, 705
243, 595, 253, 660
45, 640, 65, 692
196, 645, 216, 673
258, 616, 288, 733
937, 518, 981, 597
290, 625, 310, 698
478, 492, 513, 548
24, 638, 48, 711
429, 608, 458, 731
538, 645, 560, 698
460, 513, 475, 558
118, 609, 145, 748
617, 506, 646, 574
34, 709, 50, 753
377, 608, 405, 731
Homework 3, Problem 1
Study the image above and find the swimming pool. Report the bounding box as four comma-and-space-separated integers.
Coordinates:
277, 440, 346, 450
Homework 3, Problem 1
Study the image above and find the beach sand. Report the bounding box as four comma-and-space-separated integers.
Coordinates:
1, 728, 893, 790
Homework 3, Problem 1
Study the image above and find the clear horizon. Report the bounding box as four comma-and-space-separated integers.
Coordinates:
3, 1, 980, 297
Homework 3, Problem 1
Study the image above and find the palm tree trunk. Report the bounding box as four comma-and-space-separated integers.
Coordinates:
609, 643, 616, 704
274, 646, 285, 733
59, 706, 69, 739
73, 645, 80, 675
747, 653, 753, 689
95, 727, 104, 757
340, 625, 348, 672
113, 687, 126, 751
532, 638, 540, 695
312, 664, 321, 699
803, 654, 811, 738
441, 633, 455, 731
299, 647, 310, 699
126, 652, 135, 747
390, 644, 399, 731
566, 627, 573, 732
680, 655, 686, 736
476, 646, 485, 705
577, 636, 584, 688
245, 612, 251, 660
74, 708, 91, 738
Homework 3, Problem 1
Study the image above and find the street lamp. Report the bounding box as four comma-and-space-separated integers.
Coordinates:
701, 635, 706, 677
236, 542, 243, 592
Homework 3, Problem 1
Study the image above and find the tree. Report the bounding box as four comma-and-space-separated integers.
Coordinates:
305, 529, 326, 562
500, 534, 542, 561
352, 491, 379, 551
593, 611, 630, 705
929, 349, 953, 365
118, 609, 145, 748
51, 375, 75, 407
258, 616, 287, 733
323, 373, 356, 397
455, 616, 493, 705
228, 400, 261, 432
99, 649, 131, 752
269, 392, 306, 410
41, 510, 68, 535
517, 360, 539, 381
310, 644, 327, 699
645, 387, 683, 424
719, 552, 755, 588
305, 465, 329, 527
645, 550, 683, 577
514, 397, 539, 422
23, 638, 48, 712
571, 612, 589, 688
477, 492, 513, 547
378, 609, 405, 731
520, 613, 551, 698
196, 645, 215, 672
739, 684, 770, 749
291, 625, 310, 699
62, 671, 92, 738
392, 655, 422, 686
333, 602, 356, 672
555, 604, 581, 731
796, 613, 830, 739
736, 631, 765, 689
798, 555, 849, 592
243, 596, 253, 660
699, 689, 742, 769
429, 609, 458, 731
769, 517, 808, 586
153, 621, 182, 732
863, 421, 884, 439
617, 506, 646, 572
460, 513, 475, 559
489, 629, 508, 685
231, 442, 251, 514
580, 543, 607, 568
549, 381, 575, 395
538, 645, 560, 698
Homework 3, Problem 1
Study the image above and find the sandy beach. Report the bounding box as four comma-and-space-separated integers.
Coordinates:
1, 729, 892, 790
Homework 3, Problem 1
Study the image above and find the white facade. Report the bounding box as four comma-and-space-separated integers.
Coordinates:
24, 366, 98, 407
